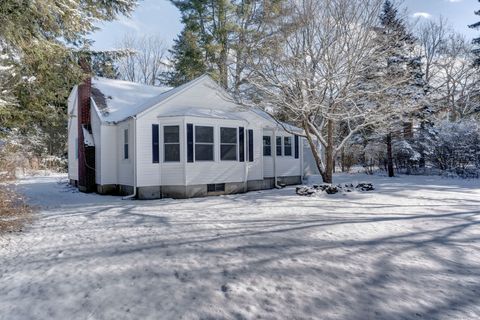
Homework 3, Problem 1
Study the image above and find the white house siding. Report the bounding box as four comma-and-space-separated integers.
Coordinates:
90, 107, 102, 184
262, 129, 302, 178
262, 130, 274, 178
246, 127, 263, 181
67, 86, 78, 181
100, 124, 118, 185
160, 118, 185, 186
275, 132, 302, 177
185, 117, 246, 185
303, 139, 321, 176
135, 115, 184, 187
117, 119, 134, 186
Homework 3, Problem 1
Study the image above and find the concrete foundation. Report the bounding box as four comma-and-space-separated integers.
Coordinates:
93, 176, 302, 200
96, 184, 117, 195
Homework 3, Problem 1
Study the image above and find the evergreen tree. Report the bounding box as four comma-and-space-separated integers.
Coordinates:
170, 0, 233, 88
377, 0, 426, 176
91, 51, 123, 79
469, 1, 480, 66
0, 0, 137, 158
162, 28, 207, 87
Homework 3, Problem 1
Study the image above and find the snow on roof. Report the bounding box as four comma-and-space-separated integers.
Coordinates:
89, 75, 302, 132
251, 108, 302, 132
91, 77, 171, 123
159, 107, 245, 121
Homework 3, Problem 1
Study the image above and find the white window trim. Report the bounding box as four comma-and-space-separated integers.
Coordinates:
220, 126, 238, 161
263, 135, 272, 157
194, 125, 215, 162
163, 124, 181, 163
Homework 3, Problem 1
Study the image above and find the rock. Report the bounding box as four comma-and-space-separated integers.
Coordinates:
296, 186, 316, 196
356, 182, 374, 191
325, 185, 340, 194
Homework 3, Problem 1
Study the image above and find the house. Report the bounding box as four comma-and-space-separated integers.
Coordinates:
67, 74, 310, 199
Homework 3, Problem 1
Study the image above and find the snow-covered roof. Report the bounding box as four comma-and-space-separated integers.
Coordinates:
251, 108, 302, 133
89, 75, 302, 132
91, 77, 171, 123
159, 108, 245, 121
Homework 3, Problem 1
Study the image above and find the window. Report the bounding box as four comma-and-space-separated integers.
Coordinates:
207, 183, 225, 192
195, 126, 214, 161
220, 127, 237, 161
248, 130, 254, 162
152, 124, 159, 163
276, 136, 282, 156
263, 136, 271, 156
164, 125, 180, 162
284, 136, 292, 156
124, 129, 129, 159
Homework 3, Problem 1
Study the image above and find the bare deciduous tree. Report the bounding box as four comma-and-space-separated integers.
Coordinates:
242, 0, 412, 183
415, 16, 449, 85
117, 34, 168, 86
434, 34, 479, 121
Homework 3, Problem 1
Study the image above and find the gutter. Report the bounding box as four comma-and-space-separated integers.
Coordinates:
123, 116, 137, 200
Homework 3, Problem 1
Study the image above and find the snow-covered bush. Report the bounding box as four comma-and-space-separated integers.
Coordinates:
430, 120, 480, 175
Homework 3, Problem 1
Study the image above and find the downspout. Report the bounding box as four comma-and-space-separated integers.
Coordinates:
300, 135, 304, 182
243, 127, 248, 193
273, 128, 281, 189
123, 116, 137, 200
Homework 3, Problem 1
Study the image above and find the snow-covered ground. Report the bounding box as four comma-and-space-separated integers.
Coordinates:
1, 174, 480, 320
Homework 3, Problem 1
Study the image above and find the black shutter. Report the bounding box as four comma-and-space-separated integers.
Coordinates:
239, 127, 245, 162
294, 135, 299, 159
187, 123, 194, 162
248, 129, 254, 162
152, 124, 159, 163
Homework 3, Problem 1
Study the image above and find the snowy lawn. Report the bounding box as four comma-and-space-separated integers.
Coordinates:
1, 174, 480, 320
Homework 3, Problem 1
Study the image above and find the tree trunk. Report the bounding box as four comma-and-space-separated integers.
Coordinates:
304, 123, 328, 182
324, 119, 334, 183
217, 0, 229, 89
341, 146, 345, 172
386, 133, 394, 177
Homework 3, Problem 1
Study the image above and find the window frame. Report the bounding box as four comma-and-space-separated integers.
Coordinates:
284, 136, 292, 157
163, 125, 181, 163
220, 127, 238, 161
124, 129, 129, 160
276, 136, 282, 156
194, 125, 215, 162
207, 183, 225, 193
263, 136, 272, 156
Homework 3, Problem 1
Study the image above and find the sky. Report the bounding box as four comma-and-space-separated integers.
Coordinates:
90, 0, 479, 51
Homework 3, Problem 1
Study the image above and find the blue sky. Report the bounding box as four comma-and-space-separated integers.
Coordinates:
90, 0, 479, 50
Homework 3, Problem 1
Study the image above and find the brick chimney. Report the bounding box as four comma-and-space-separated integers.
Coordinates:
77, 57, 96, 193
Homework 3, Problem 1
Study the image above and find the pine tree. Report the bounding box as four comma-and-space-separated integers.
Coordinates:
162, 29, 207, 87
377, 0, 426, 176
91, 51, 123, 79
169, 0, 233, 88
469, 1, 480, 66
0, 0, 137, 158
